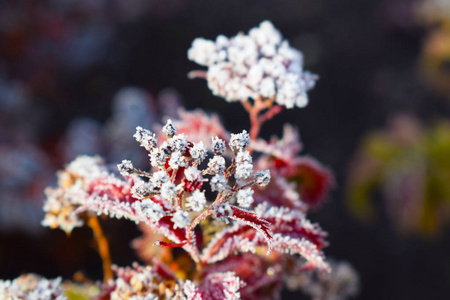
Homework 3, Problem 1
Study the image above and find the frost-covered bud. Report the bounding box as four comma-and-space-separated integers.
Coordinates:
211, 136, 226, 155
171, 134, 189, 152
255, 170, 271, 186
133, 126, 157, 150
150, 170, 169, 187
214, 203, 233, 223
190, 141, 208, 164
171, 211, 191, 229
162, 119, 177, 137
188, 38, 221, 67
133, 199, 165, 221
229, 130, 250, 151
236, 188, 254, 207
150, 145, 170, 168
235, 150, 252, 164
161, 181, 178, 200
210, 174, 228, 192
131, 181, 152, 199
184, 166, 201, 182
208, 155, 226, 174
169, 151, 187, 170
235, 162, 253, 180
186, 190, 207, 212
117, 160, 134, 177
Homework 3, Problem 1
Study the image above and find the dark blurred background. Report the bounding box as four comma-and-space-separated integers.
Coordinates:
1, 0, 450, 299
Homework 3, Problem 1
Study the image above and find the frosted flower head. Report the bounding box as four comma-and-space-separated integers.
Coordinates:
133, 126, 157, 150
186, 190, 207, 212
150, 146, 170, 168
184, 166, 201, 182
171, 133, 189, 153
255, 170, 271, 187
235, 150, 252, 164
131, 181, 152, 199
211, 136, 226, 155
117, 160, 134, 177
169, 151, 187, 170
210, 174, 228, 192
235, 162, 253, 180
171, 211, 191, 229
190, 141, 208, 164
229, 130, 250, 152
133, 199, 165, 221
162, 119, 177, 137
236, 188, 254, 208
161, 181, 178, 200
188, 20, 317, 109
208, 155, 226, 174
150, 170, 169, 187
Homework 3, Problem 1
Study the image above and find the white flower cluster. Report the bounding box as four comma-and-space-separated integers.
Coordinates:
289, 260, 360, 300
188, 20, 317, 108
121, 123, 270, 229
109, 264, 185, 300
42, 156, 108, 233
0, 274, 67, 300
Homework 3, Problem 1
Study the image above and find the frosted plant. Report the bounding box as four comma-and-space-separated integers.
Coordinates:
0, 274, 67, 300
2, 20, 359, 300
188, 20, 318, 142
287, 260, 360, 300
188, 21, 317, 109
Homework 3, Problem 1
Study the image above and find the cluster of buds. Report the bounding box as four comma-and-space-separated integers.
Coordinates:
188, 21, 317, 108
118, 119, 272, 234
0, 274, 66, 300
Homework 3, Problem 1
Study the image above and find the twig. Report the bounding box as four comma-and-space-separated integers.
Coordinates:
87, 216, 113, 283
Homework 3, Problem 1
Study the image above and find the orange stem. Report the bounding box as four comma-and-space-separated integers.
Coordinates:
87, 216, 113, 283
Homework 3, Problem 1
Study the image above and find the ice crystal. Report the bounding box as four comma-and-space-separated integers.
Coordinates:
171, 211, 191, 229
162, 119, 177, 137
211, 136, 226, 155
255, 170, 271, 187
210, 174, 228, 192
186, 190, 207, 212
134, 126, 157, 151
236, 188, 254, 208
229, 130, 250, 152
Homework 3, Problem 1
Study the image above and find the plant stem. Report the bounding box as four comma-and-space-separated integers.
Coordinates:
87, 216, 113, 283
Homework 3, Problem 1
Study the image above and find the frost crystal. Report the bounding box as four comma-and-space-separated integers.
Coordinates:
229, 130, 250, 152
190, 141, 208, 164
133, 126, 157, 150
186, 190, 207, 212
162, 119, 177, 137
188, 20, 317, 108
117, 159, 134, 177
255, 170, 271, 186
169, 151, 187, 170
150, 170, 169, 187
210, 174, 228, 192
211, 136, 226, 155
133, 199, 165, 221
131, 181, 152, 199
171, 211, 191, 229
171, 133, 189, 152
184, 166, 202, 182
161, 181, 178, 200
236, 188, 254, 207
208, 155, 226, 174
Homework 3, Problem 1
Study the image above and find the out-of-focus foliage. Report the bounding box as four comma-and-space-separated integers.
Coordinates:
416, 0, 450, 96
347, 114, 450, 236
